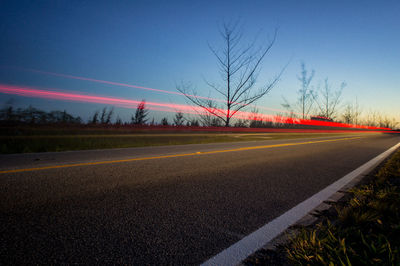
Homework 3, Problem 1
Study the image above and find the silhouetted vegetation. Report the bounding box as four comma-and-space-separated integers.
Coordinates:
131, 100, 148, 125
279, 62, 398, 129
0, 101, 396, 131
174, 111, 184, 126
90, 107, 114, 125
161, 117, 169, 126
0, 105, 82, 125
186, 118, 200, 127
2, 101, 389, 154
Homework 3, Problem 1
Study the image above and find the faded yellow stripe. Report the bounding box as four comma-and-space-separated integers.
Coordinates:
0, 137, 361, 174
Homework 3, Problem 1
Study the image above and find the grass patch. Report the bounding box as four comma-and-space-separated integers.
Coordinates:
285, 149, 400, 265
0, 134, 248, 153
0, 125, 354, 153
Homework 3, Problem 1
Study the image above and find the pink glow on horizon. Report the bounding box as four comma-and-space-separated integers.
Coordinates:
20, 68, 214, 100
0, 84, 391, 131
0, 84, 200, 112
17, 67, 305, 117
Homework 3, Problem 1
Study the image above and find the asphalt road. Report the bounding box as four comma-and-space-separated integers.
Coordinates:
1, 133, 399, 265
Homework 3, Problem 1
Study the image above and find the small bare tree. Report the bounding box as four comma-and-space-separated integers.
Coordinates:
233, 119, 248, 127
342, 98, 362, 125
195, 99, 224, 127
198, 109, 223, 127
248, 107, 264, 128
352, 98, 362, 125
377, 115, 397, 129
364, 110, 398, 129
342, 104, 353, 124
177, 22, 283, 127
312, 79, 345, 120
364, 109, 379, 127
282, 62, 315, 119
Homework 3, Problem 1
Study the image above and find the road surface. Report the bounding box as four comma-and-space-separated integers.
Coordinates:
1, 133, 399, 264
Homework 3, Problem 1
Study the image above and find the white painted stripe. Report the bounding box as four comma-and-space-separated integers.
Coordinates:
202, 142, 400, 266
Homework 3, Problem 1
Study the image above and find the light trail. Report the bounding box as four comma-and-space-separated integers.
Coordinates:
16, 68, 215, 100
0, 83, 391, 131
14, 67, 304, 117
0, 84, 199, 113
0, 84, 278, 119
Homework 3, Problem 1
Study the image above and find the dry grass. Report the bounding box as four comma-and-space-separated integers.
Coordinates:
285, 149, 400, 265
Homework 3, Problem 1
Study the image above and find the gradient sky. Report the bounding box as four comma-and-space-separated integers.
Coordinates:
0, 0, 399, 124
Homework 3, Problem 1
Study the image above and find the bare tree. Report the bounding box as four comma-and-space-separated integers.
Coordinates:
198, 111, 223, 127
273, 112, 287, 128
312, 78, 345, 120
352, 98, 362, 125
341, 98, 362, 125
342, 104, 353, 124
248, 107, 264, 128
364, 109, 380, 127
377, 115, 397, 129
282, 62, 315, 119
195, 100, 224, 126
233, 119, 248, 127
177, 21, 283, 127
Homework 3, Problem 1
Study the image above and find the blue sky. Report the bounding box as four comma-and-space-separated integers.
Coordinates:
0, 0, 399, 123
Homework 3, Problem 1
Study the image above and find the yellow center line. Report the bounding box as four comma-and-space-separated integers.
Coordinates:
0, 137, 361, 174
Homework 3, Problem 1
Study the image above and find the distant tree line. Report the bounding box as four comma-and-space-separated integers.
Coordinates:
0, 105, 82, 125
1, 97, 397, 129
279, 62, 398, 129
174, 19, 398, 130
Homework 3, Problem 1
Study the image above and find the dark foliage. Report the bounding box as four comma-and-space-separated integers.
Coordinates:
0, 106, 82, 125
132, 100, 149, 125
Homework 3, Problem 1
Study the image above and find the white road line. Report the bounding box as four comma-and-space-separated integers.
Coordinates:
201, 142, 400, 266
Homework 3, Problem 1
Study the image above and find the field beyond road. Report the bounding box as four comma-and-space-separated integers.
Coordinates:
0, 125, 375, 154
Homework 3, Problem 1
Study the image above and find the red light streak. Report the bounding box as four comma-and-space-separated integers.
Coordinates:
16, 67, 304, 117
0, 84, 200, 113
136, 126, 397, 134
18, 68, 214, 100
0, 84, 392, 131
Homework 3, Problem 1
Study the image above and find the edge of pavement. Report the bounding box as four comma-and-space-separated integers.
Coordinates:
201, 141, 400, 266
